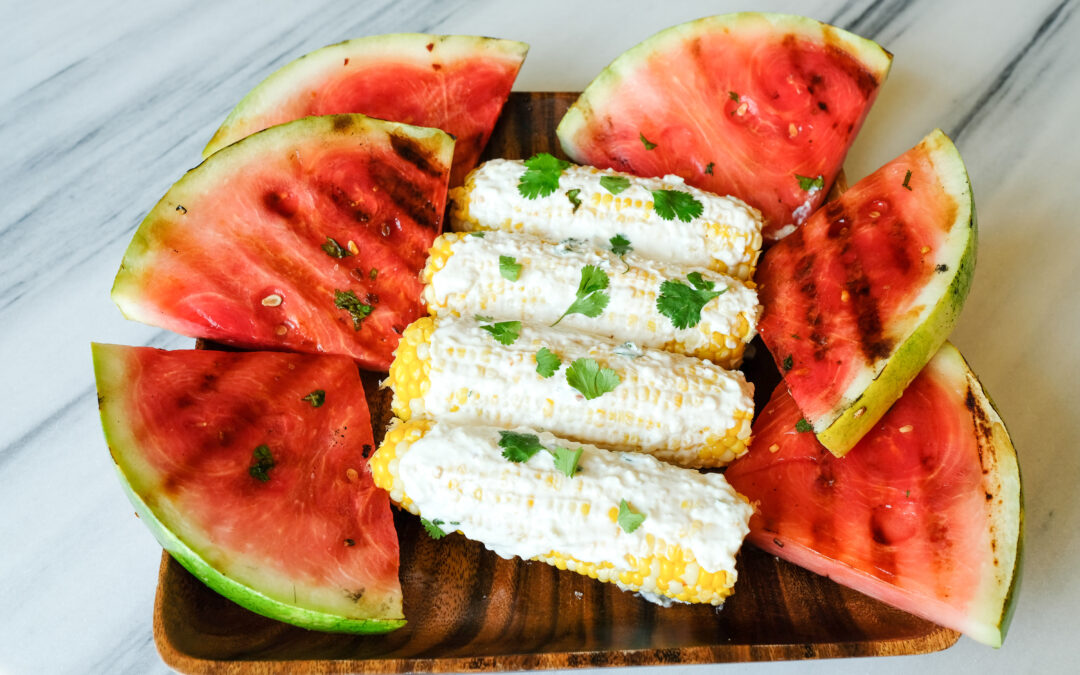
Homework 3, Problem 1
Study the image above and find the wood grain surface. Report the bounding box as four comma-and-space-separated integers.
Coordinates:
155, 92, 959, 674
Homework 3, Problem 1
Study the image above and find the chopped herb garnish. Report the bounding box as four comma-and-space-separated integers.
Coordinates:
617, 499, 646, 533
249, 445, 275, 483
555, 237, 585, 254
321, 236, 351, 258
796, 418, 813, 433
498, 430, 545, 463
551, 446, 583, 478
796, 174, 825, 192
334, 289, 373, 330
474, 314, 494, 323
599, 175, 631, 195
609, 234, 632, 256
782, 355, 793, 371
566, 188, 582, 213
535, 347, 562, 378
469, 231, 486, 238
552, 265, 610, 326
499, 255, 522, 282
369, 267, 378, 280
517, 152, 570, 199
478, 319, 521, 345
639, 132, 657, 150
651, 189, 703, 222
565, 357, 620, 400
421, 518, 448, 540
613, 341, 644, 359
906, 490, 911, 498
705, 162, 715, 175
301, 390, 326, 407
656, 272, 726, 329
729, 91, 740, 102
902, 169, 913, 190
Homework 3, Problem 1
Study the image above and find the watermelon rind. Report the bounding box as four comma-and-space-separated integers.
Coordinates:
203, 33, 528, 158
816, 129, 976, 455
92, 343, 406, 634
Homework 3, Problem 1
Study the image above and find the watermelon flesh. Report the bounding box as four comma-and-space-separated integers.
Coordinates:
757, 129, 976, 455
204, 34, 528, 187
725, 342, 1022, 647
556, 13, 891, 241
92, 344, 404, 632
112, 114, 454, 371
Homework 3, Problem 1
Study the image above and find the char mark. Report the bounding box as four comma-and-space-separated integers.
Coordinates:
369, 163, 440, 229
389, 133, 446, 177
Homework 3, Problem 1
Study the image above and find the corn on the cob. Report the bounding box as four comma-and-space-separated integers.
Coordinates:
389, 315, 754, 467
450, 160, 764, 281
422, 231, 759, 369
370, 419, 753, 605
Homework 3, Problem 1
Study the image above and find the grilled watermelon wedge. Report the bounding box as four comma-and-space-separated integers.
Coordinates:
556, 12, 891, 241
726, 342, 1022, 647
204, 34, 527, 187
91, 343, 404, 633
757, 129, 975, 456
113, 114, 454, 371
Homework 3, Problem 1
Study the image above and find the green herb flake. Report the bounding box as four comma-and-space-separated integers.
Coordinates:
421, 517, 448, 540
473, 314, 494, 323
729, 91, 740, 102
902, 169, 913, 191
301, 389, 326, 407
498, 430, 545, 463
796, 418, 813, 433
705, 161, 715, 175
639, 132, 657, 150
517, 152, 571, 199
796, 174, 825, 192
656, 272, 726, 329
321, 236, 351, 258
782, 355, 793, 371
499, 255, 522, 282
651, 189, 704, 223
599, 175, 631, 195
469, 231, 486, 238
565, 357, 620, 400
369, 267, 379, 280
552, 265, 610, 326
617, 499, 646, 533
551, 446, 583, 478
609, 234, 632, 257
905, 490, 911, 498
478, 319, 522, 345
333, 289, 373, 330
249, 445, 276, 483
613, 341, 644, 359
566, 188, 582, 213
535, 347, 562, 378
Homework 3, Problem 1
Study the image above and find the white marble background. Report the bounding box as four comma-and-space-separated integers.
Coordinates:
2, 0, 1077, 672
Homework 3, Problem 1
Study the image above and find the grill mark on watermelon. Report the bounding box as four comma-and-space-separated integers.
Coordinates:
368, 162, 441, 230
791, 244, 827, 361
389, 133, 447, 177
324, 182, 373, 223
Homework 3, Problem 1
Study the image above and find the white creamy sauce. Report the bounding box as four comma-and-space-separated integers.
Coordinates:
452, 159, 763, 278
394, 422, 752, 577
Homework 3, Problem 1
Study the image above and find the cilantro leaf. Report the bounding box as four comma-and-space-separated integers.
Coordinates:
301, 390, 325, 407
469, 231, 486, 238
499, 255, 522, 282
535, 347, 561, 378
705, 161, 715, 175
796, 418, 813, 433
656, 273, 726, 329
782, 355, 793, 372
599, 175, 631, 195
517, 152, 570, 199
566, 188, 582, 213
551, 446, 583, 478
334, 289, 373, 330
473, 314, 494, 323
249, 445, 275, 483
796, 174, 824, 191
609, 234, 632, 256
321, 236, 351, 258
498, 430, 545, 462
552, 265, 610, 326
617, 499, 646, 533
565, 357, 620, 400
651, 189, 703, 222
639, 132, 657, 150
478, 319, 521, 345
729, 91, 740, 102
421, 517, 448, 540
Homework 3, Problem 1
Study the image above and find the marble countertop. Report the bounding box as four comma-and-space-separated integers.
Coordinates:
2, 0, 1076, 672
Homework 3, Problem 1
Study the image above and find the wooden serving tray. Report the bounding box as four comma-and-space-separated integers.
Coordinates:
154, 92, 959, 673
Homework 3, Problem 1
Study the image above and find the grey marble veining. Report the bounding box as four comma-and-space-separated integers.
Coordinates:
3, 0, 1078, 672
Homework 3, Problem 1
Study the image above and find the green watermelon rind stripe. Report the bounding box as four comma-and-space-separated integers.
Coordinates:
204, 33, 529, 158
91, 343, 406, 635
556, 12, 892, 158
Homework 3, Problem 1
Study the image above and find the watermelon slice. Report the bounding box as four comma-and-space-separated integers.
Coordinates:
556, 12, 891, 241
757, 129, 976, 456
203, 34, 528, 187
112, 113, 454, 371
725, 342, 1022, 647
91, 343, 404, 633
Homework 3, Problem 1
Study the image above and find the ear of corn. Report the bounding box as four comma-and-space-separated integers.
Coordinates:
449, 160, 764, 281
388, 315, 754, 467
421, 231, 760, 369
369, 419, 753, 605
